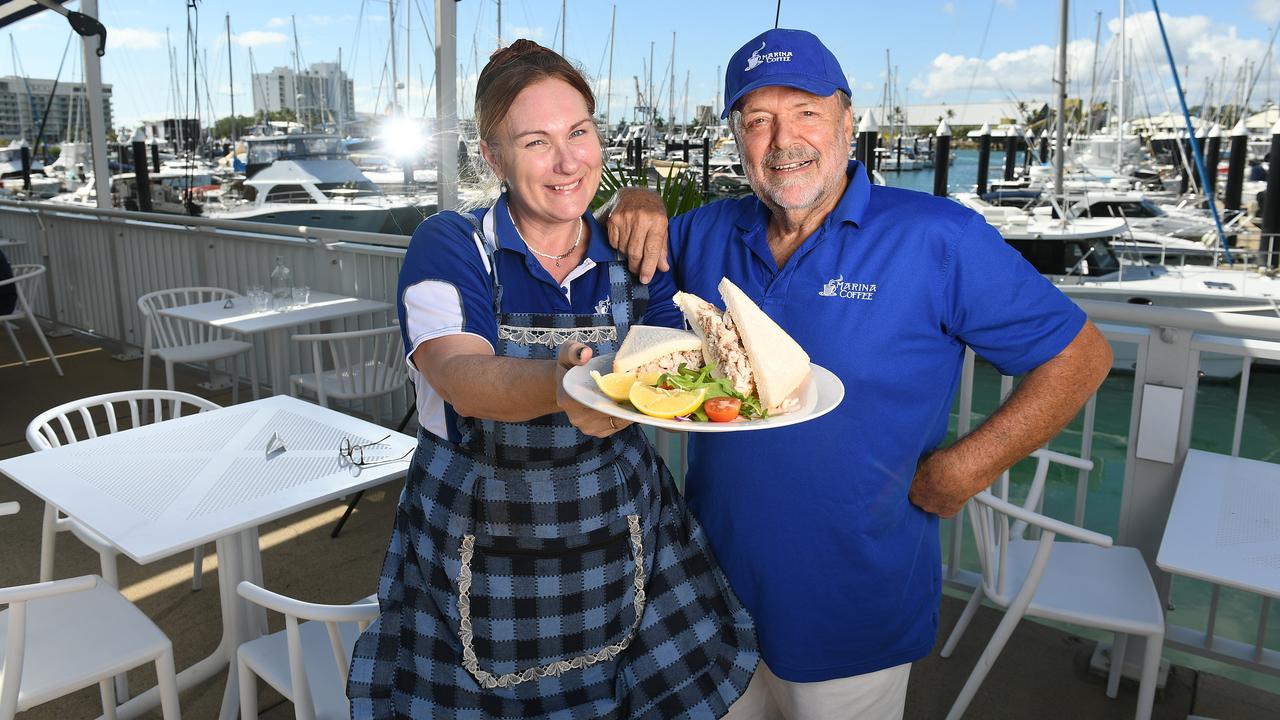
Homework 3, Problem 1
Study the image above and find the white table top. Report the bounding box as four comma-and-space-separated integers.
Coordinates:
156, 291, 391, 335
0, 396, 414, 564
1157, 449, 1280, 598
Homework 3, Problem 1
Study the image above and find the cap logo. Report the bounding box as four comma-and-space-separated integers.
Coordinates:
745, 41, 795, 72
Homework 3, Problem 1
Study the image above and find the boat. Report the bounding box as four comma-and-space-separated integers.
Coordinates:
205, 134, 432, 235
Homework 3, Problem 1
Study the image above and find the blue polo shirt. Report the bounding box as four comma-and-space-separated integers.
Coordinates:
669, 162, 1085, 682
396, 196, 682, 442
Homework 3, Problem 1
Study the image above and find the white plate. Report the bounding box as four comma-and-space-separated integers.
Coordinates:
563, 354, 845, 433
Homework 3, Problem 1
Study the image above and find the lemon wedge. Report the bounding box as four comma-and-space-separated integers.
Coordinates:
628, 384, 708, 419
590, 370, 639, 402
636, 371, 664, 386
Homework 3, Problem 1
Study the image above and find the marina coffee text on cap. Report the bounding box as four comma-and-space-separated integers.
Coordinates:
721, 28, 852, 119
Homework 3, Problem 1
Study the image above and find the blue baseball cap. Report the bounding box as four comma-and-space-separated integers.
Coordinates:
722, 29, 851, 119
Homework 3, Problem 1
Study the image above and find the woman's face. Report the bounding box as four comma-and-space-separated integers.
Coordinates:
482, 77, 601, 227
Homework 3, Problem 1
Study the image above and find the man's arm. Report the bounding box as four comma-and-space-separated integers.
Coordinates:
415, 336, 630, 437
908, 320, 1113, 518
596, 187, 669, 284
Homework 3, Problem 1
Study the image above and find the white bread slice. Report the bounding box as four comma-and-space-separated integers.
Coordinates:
613, 325, 703, 373
672, 291, 720, 368
718, 278, 811, 410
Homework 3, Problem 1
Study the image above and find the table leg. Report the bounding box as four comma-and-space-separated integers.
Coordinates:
265, 329, 290, 397
104, 532, 263, 720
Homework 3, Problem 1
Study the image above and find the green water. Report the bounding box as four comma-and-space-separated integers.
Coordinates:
952, 358, 1280, 691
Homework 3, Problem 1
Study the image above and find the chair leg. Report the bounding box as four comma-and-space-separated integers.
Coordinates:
941, 586, 986, 659
165, 360, 176, 392
248, 349, 260, 400
155, 647, 182, 720
192, 544, 205, 591
24, 308, 62, 376
238, 656, 259, 720
945, 601, 1031, 720
1107, 633, 1129, 699
3, 321, 27, 365
39, 504, 57, 583
141, 352, 151, 391
98, 678, 118, 720
230, 357, 240, 405
1134, 633, 1162, 720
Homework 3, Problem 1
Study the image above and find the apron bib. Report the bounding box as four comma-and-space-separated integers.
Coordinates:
349, 209, 757, 719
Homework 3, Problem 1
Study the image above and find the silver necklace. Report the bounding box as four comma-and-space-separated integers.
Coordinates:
508, 206, 582, 267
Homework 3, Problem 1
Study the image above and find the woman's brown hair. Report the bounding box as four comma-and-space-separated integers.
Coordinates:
475, 39, 596, 144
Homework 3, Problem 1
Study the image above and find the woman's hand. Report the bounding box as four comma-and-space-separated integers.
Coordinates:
556, 341, 632, 437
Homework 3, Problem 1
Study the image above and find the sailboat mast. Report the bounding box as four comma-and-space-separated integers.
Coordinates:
389, 0, 399, 115
405, 0, 411, 119
497, 0, 502, 47
605, 5, 615, 130
669, 32, 676, 131
1055, 0, 1068, 198
1088, 11, 1100, 135
561, 0, 566, 56
10, 36, 26, 142
226, 14, 236, 143
1117, 0, 1126, 172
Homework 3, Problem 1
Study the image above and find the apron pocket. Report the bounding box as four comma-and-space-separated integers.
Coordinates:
457, 513, 647, 691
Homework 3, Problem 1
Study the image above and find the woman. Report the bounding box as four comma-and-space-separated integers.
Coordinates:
348, 40, 757, 718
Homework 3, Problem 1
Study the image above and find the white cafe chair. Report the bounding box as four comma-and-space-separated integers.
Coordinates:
289, 325, 408, 412
236, 581, 379, 720
27, 391, 220, 591
940, 448, 1165, 720
137, 286, 259, 403
0, 264, 63, 376
0, 502, 182, 720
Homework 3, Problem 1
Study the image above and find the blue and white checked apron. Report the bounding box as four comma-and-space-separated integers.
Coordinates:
348, 211, 758, 719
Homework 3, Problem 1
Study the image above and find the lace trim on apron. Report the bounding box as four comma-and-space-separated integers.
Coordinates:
496, 324, 618, 348
457, 515, 648, 690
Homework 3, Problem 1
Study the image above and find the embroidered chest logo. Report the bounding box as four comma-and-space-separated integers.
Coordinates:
818, 275, 877, 301
594, 298, 611, 315
745, 42, 792, 71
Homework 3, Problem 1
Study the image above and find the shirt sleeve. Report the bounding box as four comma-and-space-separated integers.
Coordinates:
639, 265, 683, 329
396, 211, 499, 362
942, 214, 1087, 377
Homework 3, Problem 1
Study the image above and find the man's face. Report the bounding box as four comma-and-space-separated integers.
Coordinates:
734, 85, 853, 212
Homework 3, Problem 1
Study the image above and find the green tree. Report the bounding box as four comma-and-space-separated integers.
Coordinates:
214, 114, 256, 139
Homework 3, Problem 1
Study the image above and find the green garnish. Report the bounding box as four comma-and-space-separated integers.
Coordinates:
656, 363, 768, 421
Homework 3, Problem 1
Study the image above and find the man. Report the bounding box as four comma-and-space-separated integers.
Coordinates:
600, 28, 1112, 719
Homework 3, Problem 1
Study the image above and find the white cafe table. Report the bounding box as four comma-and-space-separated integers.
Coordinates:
157, 290, 392, 396
0, 395, 415, 720
1158, 448, 1280, 599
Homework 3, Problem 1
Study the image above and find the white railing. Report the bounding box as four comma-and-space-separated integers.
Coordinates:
5, 198, 1280, 682
0, 199, 410, 423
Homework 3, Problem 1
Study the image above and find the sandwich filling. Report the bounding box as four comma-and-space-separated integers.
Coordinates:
692, 309, 755, 398
633, 349, 705, 376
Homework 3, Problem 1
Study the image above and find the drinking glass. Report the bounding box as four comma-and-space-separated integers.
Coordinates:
292, 286, 311, 308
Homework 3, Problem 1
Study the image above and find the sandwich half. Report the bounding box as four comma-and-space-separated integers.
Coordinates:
674, 278, 811, 413
612, 325, 706, 376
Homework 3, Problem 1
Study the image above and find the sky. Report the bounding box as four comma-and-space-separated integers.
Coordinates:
8, 0, 1280, 131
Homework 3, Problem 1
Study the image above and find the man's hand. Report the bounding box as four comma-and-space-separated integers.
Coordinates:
555, 341, 631, 437
908, 448, 985, 519
603, 187, 669, 284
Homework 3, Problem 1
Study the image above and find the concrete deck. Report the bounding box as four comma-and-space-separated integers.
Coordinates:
1, 326, 1277, 719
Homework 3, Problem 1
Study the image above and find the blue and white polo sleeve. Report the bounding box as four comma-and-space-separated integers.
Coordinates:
397, 211, 499, 365
942, 213, 1087, 377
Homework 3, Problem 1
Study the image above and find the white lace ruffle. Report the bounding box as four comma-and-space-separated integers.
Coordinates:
497, 325, 617, 348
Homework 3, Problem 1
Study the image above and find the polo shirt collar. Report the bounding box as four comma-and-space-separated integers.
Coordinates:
732, 159, 872, 231
491, 193, 614, 263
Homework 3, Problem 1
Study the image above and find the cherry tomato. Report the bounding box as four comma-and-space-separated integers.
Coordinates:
704, 396, 741, 423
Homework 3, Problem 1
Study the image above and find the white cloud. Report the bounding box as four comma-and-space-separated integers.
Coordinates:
943, 2, 956, 15
234, 31, 288, 48
1253, 0, 1280, 24
912, 11, 1280, 111
509, 26, 546, 41
268, 17, 289, 27
109, 27, 165, 50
